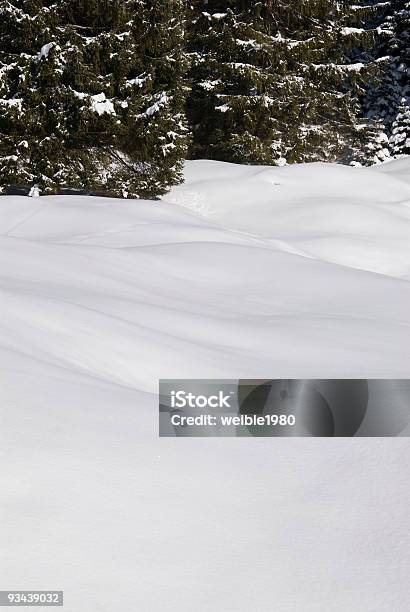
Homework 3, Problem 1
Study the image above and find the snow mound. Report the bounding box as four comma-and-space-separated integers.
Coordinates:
1, 158, 410, 611
165, 158, 410, 277
369, 156, 410, 185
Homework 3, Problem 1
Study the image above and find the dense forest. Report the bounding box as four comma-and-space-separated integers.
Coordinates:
0, 0, 409, 197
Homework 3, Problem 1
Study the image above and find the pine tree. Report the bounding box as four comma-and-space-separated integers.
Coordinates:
0, 1, 189, 198
187, 1, 382, 165
364, 0, 410, 158
274, 0, 384, 165
186, 1, 289, 165
391, 98, 410, 154
388, 1, 410, 155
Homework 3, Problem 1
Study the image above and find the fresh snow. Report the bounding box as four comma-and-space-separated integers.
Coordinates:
144, 92, 169, 117
72, 91, 116, 116
1, 158, 410, 611
90, 93, 116, 116
37, 42, 55, 61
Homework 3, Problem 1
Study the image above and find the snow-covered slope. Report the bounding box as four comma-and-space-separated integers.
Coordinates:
1, 159, 410, 611
165, 159, 410, 278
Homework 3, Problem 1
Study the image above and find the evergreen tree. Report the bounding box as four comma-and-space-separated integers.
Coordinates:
391, 98, 410, 154
388, 1, 410, 155
186, 1, 288, 165
0, 1, 189, 198
187, 1, 382, 165
364, 0, 410, 158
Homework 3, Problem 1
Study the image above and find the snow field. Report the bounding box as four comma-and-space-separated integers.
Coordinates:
1, 158, 410, 611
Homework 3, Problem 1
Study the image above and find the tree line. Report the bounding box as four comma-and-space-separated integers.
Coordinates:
0, 0, 408, 198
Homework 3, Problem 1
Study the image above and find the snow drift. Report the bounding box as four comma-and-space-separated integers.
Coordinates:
1, 159, 410, 611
